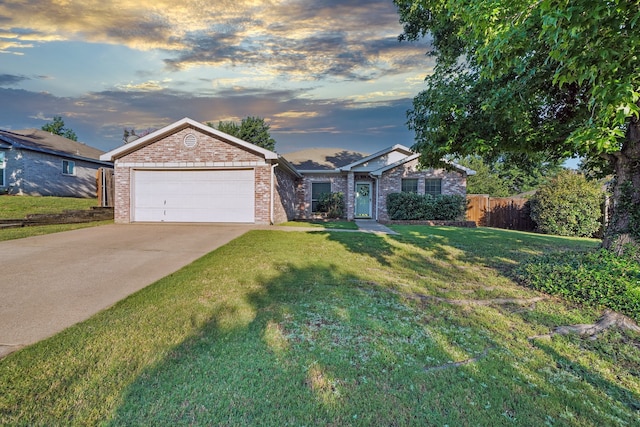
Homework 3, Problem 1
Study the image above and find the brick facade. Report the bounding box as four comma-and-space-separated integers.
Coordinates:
376, 158, 467, 222
273, 166, 298, 223
295, 158, 467, 221
105, 119, 470, 224
296, 173, 348, 219
112, 125, 298, 224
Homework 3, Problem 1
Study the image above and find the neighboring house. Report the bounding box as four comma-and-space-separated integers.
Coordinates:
100, 117, 474, 224
0, 129, 112, 198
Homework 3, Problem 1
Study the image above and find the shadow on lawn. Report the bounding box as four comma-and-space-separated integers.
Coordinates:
104, 230, 634, 426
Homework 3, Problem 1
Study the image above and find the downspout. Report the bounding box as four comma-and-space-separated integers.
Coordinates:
375, 175, 379, 221
270, 163, 278, 225
369, 173, 379, 221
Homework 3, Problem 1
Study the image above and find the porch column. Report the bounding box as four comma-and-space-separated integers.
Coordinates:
346, 172, 354, 220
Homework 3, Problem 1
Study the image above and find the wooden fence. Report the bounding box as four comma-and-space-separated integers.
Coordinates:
466, 194, 535, 231
97, 168, 115, 208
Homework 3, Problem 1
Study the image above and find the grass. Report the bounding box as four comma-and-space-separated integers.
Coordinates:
278, 219, 359, 230
0, 196, 109, 241
0, 221, 113, 242
1, 226, 639, 426
0, 195, 98, 219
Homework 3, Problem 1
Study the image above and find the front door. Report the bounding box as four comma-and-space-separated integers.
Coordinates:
355, 182, 371, 218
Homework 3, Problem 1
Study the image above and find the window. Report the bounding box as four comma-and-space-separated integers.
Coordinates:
62, 160, 75, 176
311, 182, 331, 212
425, 179, 442, 196
401, 178, 418, 193
0, 151, 5, 187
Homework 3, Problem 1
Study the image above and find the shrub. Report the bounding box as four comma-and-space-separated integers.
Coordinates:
529, 171, 603, 237
316, 192, 345, 218
387, 193, 466, 221
514, 247, 640, 322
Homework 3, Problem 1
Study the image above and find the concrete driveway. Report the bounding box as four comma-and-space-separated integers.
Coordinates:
0, 223, 255, 358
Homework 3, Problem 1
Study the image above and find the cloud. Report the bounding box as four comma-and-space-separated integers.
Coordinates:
0, 73, 30, 86
0, 84, 414, 153
0, 0, 431, 82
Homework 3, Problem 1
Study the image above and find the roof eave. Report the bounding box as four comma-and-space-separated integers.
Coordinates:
370, 153, 421, 176
297, 169, 343, 174
339, 144, 414, 171
101, 117, 279, 161
276, 156, 303, 178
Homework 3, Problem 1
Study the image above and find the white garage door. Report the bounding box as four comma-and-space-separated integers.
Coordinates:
133, 169, 255, 222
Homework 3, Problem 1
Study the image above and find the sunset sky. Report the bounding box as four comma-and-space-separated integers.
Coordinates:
0, 0, 434, 154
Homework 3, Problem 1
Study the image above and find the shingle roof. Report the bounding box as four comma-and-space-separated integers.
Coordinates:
0, 129, 107, 162
282, 148, 369, 171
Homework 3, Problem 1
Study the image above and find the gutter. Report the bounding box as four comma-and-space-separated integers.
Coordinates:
270, 163, 278, 225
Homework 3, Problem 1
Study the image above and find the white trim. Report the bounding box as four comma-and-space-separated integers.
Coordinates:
0, 150, 5, 187
62, 159, 76, 176
100, 117, 278, 161
369, 153, 421, 176
116, 161, 266, 168
340, 144, 414, 171
270, 163, 277, 224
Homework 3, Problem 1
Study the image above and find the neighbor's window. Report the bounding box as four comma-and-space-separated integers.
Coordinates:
425, 178, 442, 196
401, 178, 418, 193
311, 182, 331, 212
0, 151, 5, 186
62, 160, 76, 176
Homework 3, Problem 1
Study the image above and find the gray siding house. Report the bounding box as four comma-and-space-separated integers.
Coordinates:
0, 129, 112, 197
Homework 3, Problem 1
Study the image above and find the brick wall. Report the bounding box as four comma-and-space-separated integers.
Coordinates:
296, 173, 348, 219
377, 158, 468, 221
113, 126, 273, 223
273, 166, 299, 223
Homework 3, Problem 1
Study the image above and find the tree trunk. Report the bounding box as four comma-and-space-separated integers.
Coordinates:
602, 114, 640, 255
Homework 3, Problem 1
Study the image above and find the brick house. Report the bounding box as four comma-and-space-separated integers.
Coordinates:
286, 145, 473, 221
0, 129, 112, 197
100, 117, 473, 224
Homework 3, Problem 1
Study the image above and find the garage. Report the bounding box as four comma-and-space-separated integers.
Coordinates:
132, 169, 255, 223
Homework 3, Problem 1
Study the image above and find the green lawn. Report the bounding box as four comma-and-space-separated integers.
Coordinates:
2, 226, 639, 426
0, 221, 113, 242
279, 219, 359, 229
0, 195, 98, 219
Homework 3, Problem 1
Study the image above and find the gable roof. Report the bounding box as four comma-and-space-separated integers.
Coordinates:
284, 144, 475, 176
100, 117, 279, 162
283, 148, 369, 171
339, 144, 414, 171
0, 129, 109, 164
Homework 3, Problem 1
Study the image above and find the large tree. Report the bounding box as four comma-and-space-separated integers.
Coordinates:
208, 116, 276, 152
41, 116, 78, 141
458, 154, 563, 197
395, 0, 640, 253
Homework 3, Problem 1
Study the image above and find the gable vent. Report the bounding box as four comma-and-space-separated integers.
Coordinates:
183, 133, 198, 148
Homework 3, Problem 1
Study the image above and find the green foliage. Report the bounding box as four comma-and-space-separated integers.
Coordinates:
208, 116, 276, 151
387, 192, 466, 220
529, 171, 603, 237
394, 0, 640, 249
41, 116, 78, 141
315, 191, 345, 219
515, 248, 640, 322
0, 196, 96, 219
457, 155, 563, 196
619, 180, 640, 242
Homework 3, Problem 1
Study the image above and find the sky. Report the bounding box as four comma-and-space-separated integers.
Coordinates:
0, 0, 435, 155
